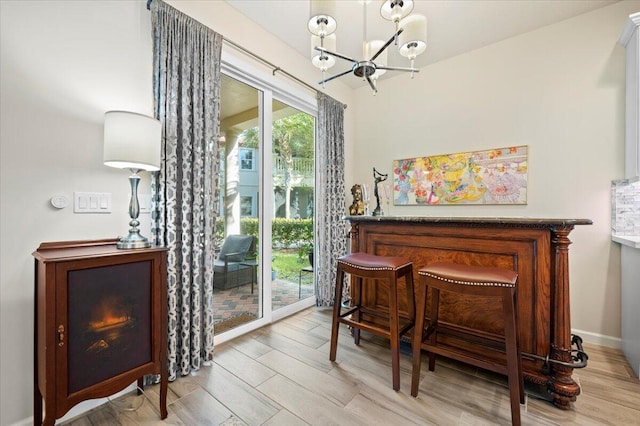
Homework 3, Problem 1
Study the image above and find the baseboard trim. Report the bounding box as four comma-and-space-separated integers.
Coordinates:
9, 417, 32, 426
12, 383, 136, 426
572, 328, 621, 349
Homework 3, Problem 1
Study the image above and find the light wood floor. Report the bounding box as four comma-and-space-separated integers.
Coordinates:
64, 307, 640, 425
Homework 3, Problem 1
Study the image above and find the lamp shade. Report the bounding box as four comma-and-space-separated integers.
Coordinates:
311, 34, 336, 69
103, 111, 161, 171
398, 14, 427, 59
380, 0, 413, 23
308, 0, 337, 36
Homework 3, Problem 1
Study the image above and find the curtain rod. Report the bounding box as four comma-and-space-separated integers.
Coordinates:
225, 39, 347, 109
222, 38, 322, 95
146, 0, 348, 104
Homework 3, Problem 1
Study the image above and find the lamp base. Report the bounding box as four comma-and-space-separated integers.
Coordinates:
116, 170, 151, 250
117, 232, 151, 249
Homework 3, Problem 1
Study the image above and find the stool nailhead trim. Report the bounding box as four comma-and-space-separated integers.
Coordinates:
339, 260, 412, 272
418, 271, 516, 288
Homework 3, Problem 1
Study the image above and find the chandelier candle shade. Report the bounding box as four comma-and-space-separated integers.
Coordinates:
311, 34, 337, 69
380, 0, 414, 35
398, 14, 427, 78
308, 0, 427, 93
103, 111, 161, 249
308, 0, 337, 37
311, 34, 337, 87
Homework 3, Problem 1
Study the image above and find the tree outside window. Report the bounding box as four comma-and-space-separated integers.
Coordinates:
241, 110, 314, 219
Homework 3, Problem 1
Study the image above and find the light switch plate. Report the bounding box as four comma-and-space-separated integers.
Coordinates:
74, 192, 112, 213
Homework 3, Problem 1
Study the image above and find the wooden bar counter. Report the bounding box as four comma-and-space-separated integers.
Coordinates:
345, 216, 592, 409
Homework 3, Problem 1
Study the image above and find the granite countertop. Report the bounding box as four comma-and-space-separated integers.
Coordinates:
612, 235, 640, 249
344, 215, 593, 227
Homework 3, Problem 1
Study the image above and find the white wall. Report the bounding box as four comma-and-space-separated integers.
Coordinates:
1, 2, 152, 425
0, 1, 352, 425
349, 1, 640, 346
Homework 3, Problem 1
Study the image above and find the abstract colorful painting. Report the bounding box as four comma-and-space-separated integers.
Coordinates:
393, 146, 528, 205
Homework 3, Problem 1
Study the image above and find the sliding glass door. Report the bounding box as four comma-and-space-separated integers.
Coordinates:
270, 99, 315, 312
213, 69, 316, 339
213, 74, 262, 335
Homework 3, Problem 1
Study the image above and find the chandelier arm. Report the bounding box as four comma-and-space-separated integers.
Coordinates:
376, 66, 420, 73
366, 76, 377, 93
370, 28, 404, 62
318, 67, 355, 84
315, 47, 358, 64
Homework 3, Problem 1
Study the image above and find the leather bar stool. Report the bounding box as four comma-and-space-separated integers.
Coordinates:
330, 252, 415, 391
410, 262, 524, 426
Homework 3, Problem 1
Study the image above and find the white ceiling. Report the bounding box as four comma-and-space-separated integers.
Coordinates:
224, 0, 618, 89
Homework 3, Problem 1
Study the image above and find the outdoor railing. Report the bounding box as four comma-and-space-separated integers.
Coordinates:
274, 157, 313, 175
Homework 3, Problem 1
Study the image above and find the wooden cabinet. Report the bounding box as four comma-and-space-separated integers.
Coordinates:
33, 239, 168, 425
346, 216, 591, 409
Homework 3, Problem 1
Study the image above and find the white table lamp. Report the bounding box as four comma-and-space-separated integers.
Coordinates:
103, 111, 161, 249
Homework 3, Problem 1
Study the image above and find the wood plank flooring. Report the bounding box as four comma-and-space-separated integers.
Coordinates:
63, 307, 640, 425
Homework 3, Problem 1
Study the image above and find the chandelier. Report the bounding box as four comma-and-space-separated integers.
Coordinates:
308, 0, 427, 94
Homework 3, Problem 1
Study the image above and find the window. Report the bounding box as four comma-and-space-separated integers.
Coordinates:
240, 195, 253, 217
240, 148, 255, 171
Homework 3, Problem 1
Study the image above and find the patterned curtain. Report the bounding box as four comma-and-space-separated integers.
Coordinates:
315, 93, 348, 306
150, 0, 222, 380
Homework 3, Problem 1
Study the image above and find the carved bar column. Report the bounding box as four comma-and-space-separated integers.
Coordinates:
350, 222, 359, 253
549, 225, 580, 409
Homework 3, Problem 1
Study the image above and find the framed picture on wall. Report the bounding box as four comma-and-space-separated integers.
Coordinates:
393, 145, 528, 205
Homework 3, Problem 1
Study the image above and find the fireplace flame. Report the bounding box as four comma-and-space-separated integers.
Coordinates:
89, 314, 129, 331
89, 297, 132, 332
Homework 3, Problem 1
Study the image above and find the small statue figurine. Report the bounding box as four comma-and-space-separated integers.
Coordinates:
372, 167, 388, 216
348, 184, 365, 215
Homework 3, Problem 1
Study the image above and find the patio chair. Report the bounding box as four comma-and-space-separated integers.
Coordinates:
213, 235, 256, 290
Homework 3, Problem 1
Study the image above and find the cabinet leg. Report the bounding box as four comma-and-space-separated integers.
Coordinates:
159, 373, 168, 419
137, 377, 144, 395
41, 398, 55, 426
42, 414, 55, 426
34, 385, 54, 426
33, 387, 42, 425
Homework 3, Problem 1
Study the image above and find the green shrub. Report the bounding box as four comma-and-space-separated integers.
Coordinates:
241, 218, 259, 238
215, 217, 313, 251
215, 218, 314, 282
272, 218, 313, 248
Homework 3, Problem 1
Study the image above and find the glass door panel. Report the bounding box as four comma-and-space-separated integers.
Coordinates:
270, 99, 315, 311
214, 70, 317, 337
213, 74, 261, 335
